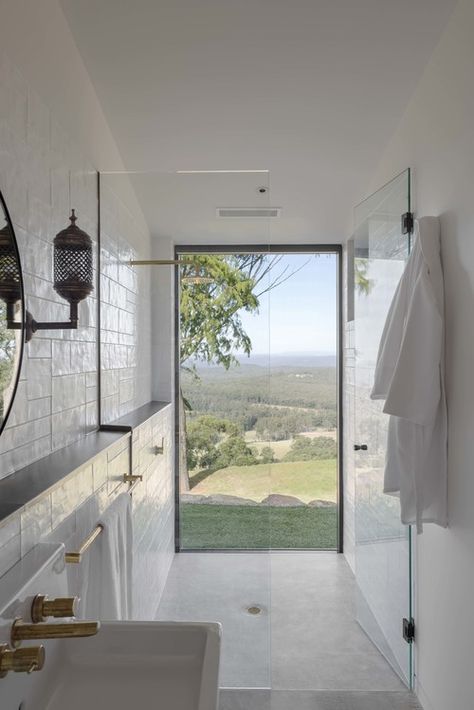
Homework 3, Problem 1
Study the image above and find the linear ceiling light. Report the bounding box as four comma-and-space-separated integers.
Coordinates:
175, 170, 269, 174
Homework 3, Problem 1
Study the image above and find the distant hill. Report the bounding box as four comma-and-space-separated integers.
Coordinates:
240, 353, 336, 368
186, 353, 336, 371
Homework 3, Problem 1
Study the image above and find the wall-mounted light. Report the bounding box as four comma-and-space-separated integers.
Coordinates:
129, 258, 213, 284
51, 209, 94, 326
0, 209, 94, 341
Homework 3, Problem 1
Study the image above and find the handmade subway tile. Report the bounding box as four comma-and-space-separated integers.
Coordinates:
92, 454, 108, 491
0, 51, 156, 581
26, 358, 52, 400
85, 402, 98, 433
70, 341, 96, 374
51, 464, 93, 528
0, 416, 51, 453
20, 495, 53, 557
51, 405, 86, 450
27, 336, 52, 359
52, 373, 86, 413
51, 340, 71, 376
107, 449, 129, 496
9, 435, 51, 474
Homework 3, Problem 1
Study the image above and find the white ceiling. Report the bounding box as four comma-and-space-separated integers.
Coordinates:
61, 0, 456, 244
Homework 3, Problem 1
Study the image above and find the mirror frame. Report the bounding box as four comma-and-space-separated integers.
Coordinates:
0, 189, 25, 439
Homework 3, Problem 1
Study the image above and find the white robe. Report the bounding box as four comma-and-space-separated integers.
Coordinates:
370, 216, 448, 532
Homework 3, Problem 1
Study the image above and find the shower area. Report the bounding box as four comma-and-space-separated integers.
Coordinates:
102, 169, 417, 708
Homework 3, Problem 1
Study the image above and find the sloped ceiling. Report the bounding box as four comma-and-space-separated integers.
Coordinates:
61, 0, 456, 243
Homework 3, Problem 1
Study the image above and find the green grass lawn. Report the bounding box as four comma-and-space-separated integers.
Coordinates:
189, 459, 337, 503
180, 504, 338, 549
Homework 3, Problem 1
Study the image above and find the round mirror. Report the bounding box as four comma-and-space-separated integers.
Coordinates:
0, 191, 25, 437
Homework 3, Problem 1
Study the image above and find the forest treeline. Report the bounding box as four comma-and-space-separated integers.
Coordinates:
183, 365, 337, 440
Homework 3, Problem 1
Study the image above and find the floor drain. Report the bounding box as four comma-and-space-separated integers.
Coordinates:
247, 605, 262, 615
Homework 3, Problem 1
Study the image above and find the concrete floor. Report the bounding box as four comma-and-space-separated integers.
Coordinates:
219, 689, 421, 710
155, 553, 422, 709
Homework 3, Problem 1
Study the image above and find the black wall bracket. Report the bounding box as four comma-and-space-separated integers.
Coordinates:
401, 212, 414, 235
403, 617, 415, 644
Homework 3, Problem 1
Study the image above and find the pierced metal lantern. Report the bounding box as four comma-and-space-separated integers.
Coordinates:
0, 223, 21, 308
53, 209, 93, 325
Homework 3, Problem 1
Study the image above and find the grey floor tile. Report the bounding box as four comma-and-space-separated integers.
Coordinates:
271, 649, 406, 692
219, 690, 421, 710
157, 553, 271, 687
270, 690, 422, 710
220, 689, 271, 710
157, 553, 410, 693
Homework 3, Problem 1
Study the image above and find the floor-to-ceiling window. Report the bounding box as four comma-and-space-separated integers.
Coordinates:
176, 247, 341, 551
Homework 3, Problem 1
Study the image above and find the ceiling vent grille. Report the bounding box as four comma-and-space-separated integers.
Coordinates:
216, 207, 281, 218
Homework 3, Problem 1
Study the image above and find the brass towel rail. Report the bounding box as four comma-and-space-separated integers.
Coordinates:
65, 475, 140, 564
65, 525, 103, 564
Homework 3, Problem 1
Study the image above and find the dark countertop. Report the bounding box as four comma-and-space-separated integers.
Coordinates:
0, 401, 172, 525
0, 429, 126, 522
99, 400, 171, 432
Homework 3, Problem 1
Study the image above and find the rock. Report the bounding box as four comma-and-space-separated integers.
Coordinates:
180, 494, 209, 504
204, 494, 259, 506
307, 499, 336, 508
261, 494, 305, 507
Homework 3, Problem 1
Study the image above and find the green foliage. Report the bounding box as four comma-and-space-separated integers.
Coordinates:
217, 435, 258, 467
183, 365, 337, 435
180, 254, 308, 372
259, 446, 275, 464
186, 414, 257, 471
354, 258, 373, 295
283, 435, 337, 462
186, 417, 219, 470
0, 303, 16, 420
180, 256, 259, 370
255, 410, 320, 441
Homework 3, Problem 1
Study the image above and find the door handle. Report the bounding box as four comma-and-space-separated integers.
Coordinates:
354, 444, 368, 451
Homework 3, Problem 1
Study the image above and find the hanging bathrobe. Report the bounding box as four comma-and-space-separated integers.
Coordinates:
370, 216, 447, 532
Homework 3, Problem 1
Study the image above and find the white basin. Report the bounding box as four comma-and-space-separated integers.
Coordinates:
37, 621, 221, 710
0, 545, 221, 710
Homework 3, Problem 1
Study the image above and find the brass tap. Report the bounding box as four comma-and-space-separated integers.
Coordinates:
123, 474, 143, 483
31, 594, 78, 623
0, 644, 45, 677
11, 619, 100, 647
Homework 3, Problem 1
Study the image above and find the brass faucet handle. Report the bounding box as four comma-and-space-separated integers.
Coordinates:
11, 619, 100, 647
31, 594, 78, 623
0, 644, 45, 678
123, 474, 143, 483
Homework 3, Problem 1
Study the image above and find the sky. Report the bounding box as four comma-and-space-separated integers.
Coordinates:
237, 253, 337, 356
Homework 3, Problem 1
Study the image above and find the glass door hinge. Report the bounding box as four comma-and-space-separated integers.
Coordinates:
403, 617, 415, 643
401, 212, 414, 234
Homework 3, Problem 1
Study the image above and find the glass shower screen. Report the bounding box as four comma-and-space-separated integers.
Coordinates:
353, 169, 414, 687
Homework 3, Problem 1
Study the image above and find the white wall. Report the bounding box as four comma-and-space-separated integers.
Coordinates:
0, 1, 173, 619
0, 0, 153, 474
366, 1, 474, 707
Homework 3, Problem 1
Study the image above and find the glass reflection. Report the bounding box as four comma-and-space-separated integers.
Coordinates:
0, 200, 24, 433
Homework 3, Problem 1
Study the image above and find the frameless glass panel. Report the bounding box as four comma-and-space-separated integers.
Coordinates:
99, 170, 273, 690
173, 172, 272, 553
353, 169, 413, 687
266, 251, 339, 551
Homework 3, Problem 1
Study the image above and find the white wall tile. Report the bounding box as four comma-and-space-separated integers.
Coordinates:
0, 51, 168, 614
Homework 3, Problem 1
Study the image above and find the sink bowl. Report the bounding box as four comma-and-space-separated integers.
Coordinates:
0, 544, 221, 710
34, 621, 221, 710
